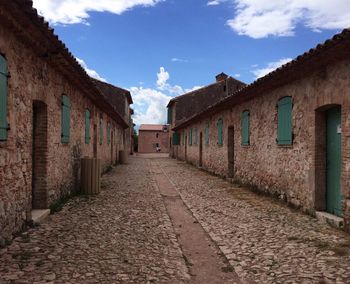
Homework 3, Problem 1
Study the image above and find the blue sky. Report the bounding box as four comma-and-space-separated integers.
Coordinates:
32, 0, 350, 126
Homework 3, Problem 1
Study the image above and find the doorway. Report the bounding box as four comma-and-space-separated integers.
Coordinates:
227, 126, 234, 178
199, 132, 203, 167
185, 135, 187, 161
326, 106, 342, 216
93, 124, 97, 158
111, 130, 114, 164
32, 101, 48, 209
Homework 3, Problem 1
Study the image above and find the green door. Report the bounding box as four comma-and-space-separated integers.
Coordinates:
326, 107, 341, 216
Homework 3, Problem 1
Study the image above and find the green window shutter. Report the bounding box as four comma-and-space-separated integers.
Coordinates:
107, 123, 111, 145
167, 107, 172, 124
194, 128, 197, 145
99, 118, 103, 145
0, 55, 8, 141
85, 109, 91, 144
205, 123, 209, 145
217, 118, 223, 146
241, 110, 250, 145
189, 128, 192, 145
277, 97, 293, 145
172, 132, 180, 145
61, 95, 70, 143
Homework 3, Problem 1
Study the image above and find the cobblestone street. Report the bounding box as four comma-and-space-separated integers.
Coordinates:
1, 156, 350, 283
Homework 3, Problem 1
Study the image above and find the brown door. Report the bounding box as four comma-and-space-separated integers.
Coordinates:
227, 126, 234, 178
93, 124, 97, 158
32, 101, 48, 209
185, 135, 187, 161
199, 132, 203, 167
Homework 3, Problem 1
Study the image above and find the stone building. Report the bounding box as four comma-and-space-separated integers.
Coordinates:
0, 1, 132, 243
167, 73, 245, 157
138, 124, 170, 153
169, 29, 350, 230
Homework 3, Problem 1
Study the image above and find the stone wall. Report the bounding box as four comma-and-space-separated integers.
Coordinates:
173, 58, 350, 228
0, 20, 128, 243
138, 130, 170, 153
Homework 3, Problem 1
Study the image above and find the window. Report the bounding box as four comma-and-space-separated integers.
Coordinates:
205, 123, 209, 145
182, 131, 185, 145
241, 110, 250, 145
107, 123, 111, 145
0, 55, 8, 141
99, 116, 103, 145
167, 107, 172, 124
173, 132, 180, 145
156, 133, 159, 138
194, 128, 198, 145
61, 95, 70, 143
85, 109, 91, 144
277, 97, 293, 145
189, 128, 192, 145
217, 118, 223, 146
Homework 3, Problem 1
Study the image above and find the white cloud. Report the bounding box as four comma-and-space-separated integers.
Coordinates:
252, 58, 292, 79
76, 57, 107, 82
130, 87, 172, 125
131, 67, 201, 126
32, 0, 163, 25
171, 58, 188, 63
207, 0, 227, 5
234, 73, 241, 78
213, 0, 350, 38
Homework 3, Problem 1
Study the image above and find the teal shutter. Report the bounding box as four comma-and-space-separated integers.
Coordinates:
85, 109, 90, 144
277, 97, 293, 145
172, 132, 180, 145
107, 123, 111, 145
61, 95, 70, 143
241, 110, 250, 145
217, 118, 223, 146
0, 55, 8, 141
99, 118, 103, 145
167, 107, 172, 124
194, 128, 197, 145
205, 123, 209, 145
189, 128, 192, 145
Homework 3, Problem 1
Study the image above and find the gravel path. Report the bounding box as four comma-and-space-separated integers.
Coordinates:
157, 158, 350, 284
0, 157, 189, 283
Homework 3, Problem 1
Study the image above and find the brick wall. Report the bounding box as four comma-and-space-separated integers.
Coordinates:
173, 58, 350, 228
0, 20, 128, 243
138, 130, 170, 153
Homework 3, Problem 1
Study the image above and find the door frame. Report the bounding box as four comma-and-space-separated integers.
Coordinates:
227, 126, 235, 178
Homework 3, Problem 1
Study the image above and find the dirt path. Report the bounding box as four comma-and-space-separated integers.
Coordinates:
150, 160, 241, 284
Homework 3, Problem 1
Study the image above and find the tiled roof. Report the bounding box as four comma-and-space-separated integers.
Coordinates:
173, 28, 350, 131
3, 0, 129, 129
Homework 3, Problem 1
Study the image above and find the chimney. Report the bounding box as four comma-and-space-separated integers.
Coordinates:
215, 72, 228, 82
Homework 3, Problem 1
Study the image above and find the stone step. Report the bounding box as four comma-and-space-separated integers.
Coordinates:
31, 209, 50, 224
315, 211, 344, 229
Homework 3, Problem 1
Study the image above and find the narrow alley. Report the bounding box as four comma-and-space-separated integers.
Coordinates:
1, 156, 350, 283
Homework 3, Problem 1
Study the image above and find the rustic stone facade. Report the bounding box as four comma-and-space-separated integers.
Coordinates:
0, 1, 132, 243
138, 125, 170, 153
171, 30, 350, 230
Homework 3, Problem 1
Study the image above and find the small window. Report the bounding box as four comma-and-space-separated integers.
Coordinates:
156, 133, 159, 138
241, 110, 250, 146
61, 95, 70, 143
0, 55, 8, 141
167, 107, 172, 124
189, 128, 192, 145
277, 97, 293, 145
217, 118, 223, 146
85, 109, 91, 144
205, 123, 209, 145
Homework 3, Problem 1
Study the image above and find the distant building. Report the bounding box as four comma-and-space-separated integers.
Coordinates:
138, 125, 170, 153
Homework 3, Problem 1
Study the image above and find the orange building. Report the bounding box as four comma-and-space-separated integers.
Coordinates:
138, 124, 170, 153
